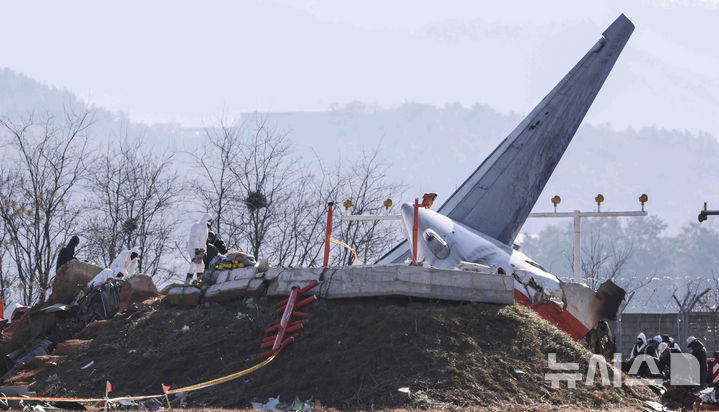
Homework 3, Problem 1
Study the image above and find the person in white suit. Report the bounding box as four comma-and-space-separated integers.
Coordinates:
186, 213, 213, 285
88, 246, 141, 288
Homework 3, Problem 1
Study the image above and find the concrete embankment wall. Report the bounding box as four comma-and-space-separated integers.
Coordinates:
203, 264, 515, 305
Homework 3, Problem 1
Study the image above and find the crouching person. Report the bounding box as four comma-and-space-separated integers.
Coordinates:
623, 332, 647, 373
88, 246, 140, 288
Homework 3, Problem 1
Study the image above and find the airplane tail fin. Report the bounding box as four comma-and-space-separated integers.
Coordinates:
378, 14, 634, 263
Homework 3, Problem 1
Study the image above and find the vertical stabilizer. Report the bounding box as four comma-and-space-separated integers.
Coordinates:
379, 14, 633, 262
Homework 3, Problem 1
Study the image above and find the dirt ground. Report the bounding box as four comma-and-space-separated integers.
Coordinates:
23, 297, 659, 410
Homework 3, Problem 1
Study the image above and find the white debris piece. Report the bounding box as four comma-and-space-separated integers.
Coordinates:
251, 396, 281, 410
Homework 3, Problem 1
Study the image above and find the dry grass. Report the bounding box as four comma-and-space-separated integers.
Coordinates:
25, 297, 659, 410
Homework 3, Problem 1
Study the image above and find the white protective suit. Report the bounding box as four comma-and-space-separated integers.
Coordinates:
187, 213, 212, 274
88, 269, 114, 288
110, 246, 140, 277
88, 246, 140, 288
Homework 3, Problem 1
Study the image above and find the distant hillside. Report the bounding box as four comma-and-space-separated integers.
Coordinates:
0, 68, 200, 150
3, 66, 718, 235
0, 68, 121, 126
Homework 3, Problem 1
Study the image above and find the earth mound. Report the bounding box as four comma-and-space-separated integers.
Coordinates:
26, 298, 657, 410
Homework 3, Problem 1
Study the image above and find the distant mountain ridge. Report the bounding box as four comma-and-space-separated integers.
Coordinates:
0, 68, 200, 150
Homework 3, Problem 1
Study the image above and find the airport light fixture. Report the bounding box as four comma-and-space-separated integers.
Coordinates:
383, 198, 393, 211
698, 202, 719, 223
551, 195, 561, 212
528, 194, 648, 282
595, 194, 604, 212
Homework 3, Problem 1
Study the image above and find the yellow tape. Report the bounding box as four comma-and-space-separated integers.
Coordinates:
0, 396, 107, 402
0, 354, 276, 403
329, 238, 359, 264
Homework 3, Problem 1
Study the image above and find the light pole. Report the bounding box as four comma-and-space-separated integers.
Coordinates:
698, 202, 719, 222
528, 194, 648, 282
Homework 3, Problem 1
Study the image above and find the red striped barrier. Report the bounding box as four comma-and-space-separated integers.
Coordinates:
261, 281, 318, 357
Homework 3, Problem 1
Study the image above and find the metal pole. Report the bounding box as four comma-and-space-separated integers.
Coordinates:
323, 202, 333, 267
342, 215, 402, 221
573, 210, 581, 282
617, 313, 622, 356
412, 198, 419, 264
677, 311, 682, 349
617, 291, 635, 356
673, 294, 683, 347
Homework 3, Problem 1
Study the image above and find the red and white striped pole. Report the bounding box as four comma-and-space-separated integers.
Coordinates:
712, 352, 719, 384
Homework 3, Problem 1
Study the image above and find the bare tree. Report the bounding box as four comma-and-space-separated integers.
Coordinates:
190, 119, 243, 243
0, 222, 15, 302
190, 115, 298, 260
571, 221, 634, 289
189, 115, 404, 268
606, 242, 634, 281
0, 110, 90, 304
83, 137, 180, 278
228, 114, 296, 259
271, 160, 343, 267
579, 230, 609, 289
331, 150, 405, 265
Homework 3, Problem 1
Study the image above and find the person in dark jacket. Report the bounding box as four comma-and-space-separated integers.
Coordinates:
203, 237, 219, 270
56, 236, 79, 270
656, 342, 671, 379
637, 335, 661, 378
687, 336, 708, 386
645, 335, 661, 359
208, 231, 228, 255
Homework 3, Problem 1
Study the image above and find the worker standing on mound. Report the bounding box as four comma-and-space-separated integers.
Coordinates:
204, 231, 219, 269
88, 246, 141, 288
186, 213, 213, 286
56, 235, 80, 270
208, 231, 228, 255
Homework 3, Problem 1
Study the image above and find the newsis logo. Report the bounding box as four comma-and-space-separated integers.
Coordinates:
544, 353, 702, 388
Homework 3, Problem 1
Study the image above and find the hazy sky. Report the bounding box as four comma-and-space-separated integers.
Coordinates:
1, 0, 717, 135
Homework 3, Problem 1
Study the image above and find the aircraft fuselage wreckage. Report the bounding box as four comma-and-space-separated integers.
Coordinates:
378, 14, 634, 340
